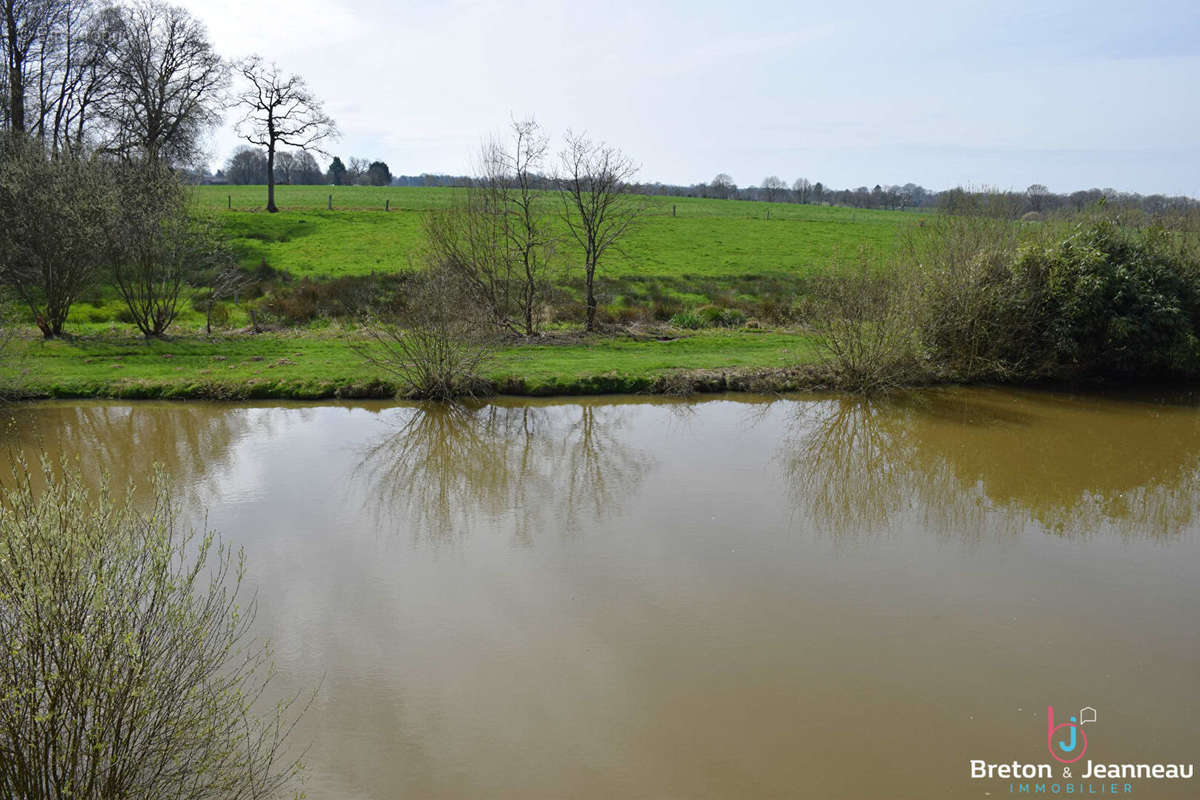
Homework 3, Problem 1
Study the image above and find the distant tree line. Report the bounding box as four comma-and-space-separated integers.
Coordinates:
936, 184, 1199, 218
656, 175, 1199, 217
205, 150, 391, 186
206, 157, 1199, 219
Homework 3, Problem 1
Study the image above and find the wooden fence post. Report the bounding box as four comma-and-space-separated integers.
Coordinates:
385, 198, 389, 211
227, 194, 231, 210
328, 194, 332, 210
672, 204, 676, 217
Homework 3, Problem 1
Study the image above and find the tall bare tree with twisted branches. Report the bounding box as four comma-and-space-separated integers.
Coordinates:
233, 55, 337, 213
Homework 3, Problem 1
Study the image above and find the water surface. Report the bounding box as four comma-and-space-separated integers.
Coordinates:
5, 389, 1198, 798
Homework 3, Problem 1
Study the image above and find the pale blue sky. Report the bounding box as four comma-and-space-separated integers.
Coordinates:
181, 0, 1200, 195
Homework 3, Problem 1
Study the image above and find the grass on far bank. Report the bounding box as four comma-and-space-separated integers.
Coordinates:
198, 185, 920, 284
8, 326, 821, 399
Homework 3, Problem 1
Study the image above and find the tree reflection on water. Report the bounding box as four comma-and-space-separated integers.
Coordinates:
776, 389, 1200, 540
355, 400, 653, 544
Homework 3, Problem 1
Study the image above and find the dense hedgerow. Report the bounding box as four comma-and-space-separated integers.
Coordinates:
1031, 221, 1200, 378
919, 217, 1200, 380
815, 213, 1200, 391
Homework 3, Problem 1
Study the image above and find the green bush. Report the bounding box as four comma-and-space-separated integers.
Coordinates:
698, 305, 726, 326
673, 306, 748, 329
669, 310, 705, 329
915, 216, 1200, 381
1032, 222, 1200, 377
207, 301, 230, 328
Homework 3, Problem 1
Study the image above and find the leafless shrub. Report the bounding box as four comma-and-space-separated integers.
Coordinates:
807, 251, 924, 395
425, 118, 553, 336
199, 263, 249, 335
0, 457, 308, 800
354, 267, 495, 401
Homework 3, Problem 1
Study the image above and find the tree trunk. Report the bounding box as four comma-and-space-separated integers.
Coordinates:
266, 145, 277, 213
584, 262, 597, 332
8, 66, 24, 133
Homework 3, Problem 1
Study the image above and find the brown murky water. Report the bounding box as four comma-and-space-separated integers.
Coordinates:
3, 388, 1199, 798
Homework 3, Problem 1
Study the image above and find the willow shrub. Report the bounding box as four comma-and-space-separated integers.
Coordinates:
0, 460, 306, 800
807, 251, 925, 395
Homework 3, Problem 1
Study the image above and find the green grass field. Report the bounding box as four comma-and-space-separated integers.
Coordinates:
194, 185, 919, 282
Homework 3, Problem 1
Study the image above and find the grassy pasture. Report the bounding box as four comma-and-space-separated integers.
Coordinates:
193, 186, 919, 283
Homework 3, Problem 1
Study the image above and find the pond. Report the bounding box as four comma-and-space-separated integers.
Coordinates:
4, 388, 1198, 798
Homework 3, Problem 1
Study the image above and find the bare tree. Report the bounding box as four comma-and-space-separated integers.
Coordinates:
20, 0, 121, 153
273, 149, 295, 184
792, 177, 811, 204
0, 137, 107, 337
761, 175, 786, 203
233, 55, 337, 212
504, 119, 553, 335
223, 143, 266, 184
556, 131, 644, 332
709, 173, 736, 199
1026, 183, 1050, 213
290, 149, 322, 184
426, 118, 553, 336
346, 155, 368, 184
0, 457, 309, 800
100, 0, 226, 164
1, 0, 58, 133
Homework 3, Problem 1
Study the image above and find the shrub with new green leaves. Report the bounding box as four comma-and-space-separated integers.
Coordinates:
0, 139, 109, 338
0, 459, 307, 800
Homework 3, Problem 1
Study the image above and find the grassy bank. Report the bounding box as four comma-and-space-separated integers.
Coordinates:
6, 327, 822, 399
